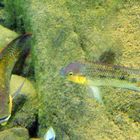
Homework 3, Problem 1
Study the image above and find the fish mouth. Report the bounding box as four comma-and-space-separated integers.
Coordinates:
0, 115, 11, 125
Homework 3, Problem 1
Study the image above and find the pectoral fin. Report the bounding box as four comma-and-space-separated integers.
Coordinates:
44, 127, 56, 140
12, 79, 26, 99
88, 86, 103, 104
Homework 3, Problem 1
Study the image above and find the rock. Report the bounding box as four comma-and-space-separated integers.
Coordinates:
7, 74, 37, 130
0, 127, 29, 140
10, 74, 36, 98
0, 25, 18, 50
4, 1, 140, 139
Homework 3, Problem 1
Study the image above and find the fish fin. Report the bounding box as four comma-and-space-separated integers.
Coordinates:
1, 122, 7, 126
12, 79, 26, 99
0, 115, 11, 126
44, 127, 56, 140
9, 95, 13, 114
88, 86, 104, 104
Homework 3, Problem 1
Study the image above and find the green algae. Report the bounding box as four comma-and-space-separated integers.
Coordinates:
0, 25, 18, 50
0, 0, 5, 26
4, 0, 140, 139
0, 127, 29, 140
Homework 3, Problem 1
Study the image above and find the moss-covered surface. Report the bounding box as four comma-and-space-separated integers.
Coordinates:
0, 0, 5, 26
3, 0, 140, 139
0, 25, 18, 50
0, 127, 29, 140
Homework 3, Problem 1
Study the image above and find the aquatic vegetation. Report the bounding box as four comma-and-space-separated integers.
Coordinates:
3, 0, 140, 139
0, 127, 29, 140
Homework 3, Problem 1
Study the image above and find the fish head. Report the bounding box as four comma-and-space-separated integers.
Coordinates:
60, 62, 87, 84
60, 62, 85, 76
0, 94, 12, 126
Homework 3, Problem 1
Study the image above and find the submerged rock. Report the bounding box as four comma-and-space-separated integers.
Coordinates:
10, 74, 36, 98
0, 127, 29, 140
0, 25, 18, 49
7, 75, 37, 132
4, 1, 140, 139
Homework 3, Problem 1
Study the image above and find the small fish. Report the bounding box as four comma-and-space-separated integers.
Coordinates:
0, 33, 31, 125
44, 127, 56, 140
60, 61, 140, 103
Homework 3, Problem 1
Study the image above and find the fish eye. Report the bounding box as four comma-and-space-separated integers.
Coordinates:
68, 71, 73, 76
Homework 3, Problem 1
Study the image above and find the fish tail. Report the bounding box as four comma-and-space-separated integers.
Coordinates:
12, 79, 26, 99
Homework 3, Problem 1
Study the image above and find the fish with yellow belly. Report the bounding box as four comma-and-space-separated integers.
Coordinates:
60, 62, 140, 104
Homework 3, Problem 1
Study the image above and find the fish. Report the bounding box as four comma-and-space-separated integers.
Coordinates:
0, 33, 31, 125
44, 127, 56, 140
60, 61, 140, 103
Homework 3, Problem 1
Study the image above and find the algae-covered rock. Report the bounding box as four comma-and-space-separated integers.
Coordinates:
0, 127, 29, 140
7, 75, 37, 131
0, 1, 5, 25
0, 25, 18, 49
10, 74, 36, 98
4, 0, 140, 139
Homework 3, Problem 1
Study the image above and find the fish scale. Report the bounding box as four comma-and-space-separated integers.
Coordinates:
80, 61, 140, 84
